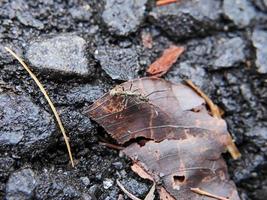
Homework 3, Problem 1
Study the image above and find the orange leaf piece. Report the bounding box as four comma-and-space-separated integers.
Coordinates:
147, 45, 185, 77
156, 0, 178, 6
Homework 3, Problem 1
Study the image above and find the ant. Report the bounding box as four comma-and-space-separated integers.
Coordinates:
110, 82, 167, 108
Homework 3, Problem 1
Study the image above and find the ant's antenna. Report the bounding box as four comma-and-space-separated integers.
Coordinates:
145, 89, 168, 98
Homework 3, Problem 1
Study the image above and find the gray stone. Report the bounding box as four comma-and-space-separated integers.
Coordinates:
252, 0, 267, 11
5, 169, 37, 200
26, 34, 94, 77
0, 156, 15, 180
252, 29, 267, 74
60, 108, 98, 146
120, 178, 149, 197
245, 126, 267, 154
103, 178, 113, 189
102, 0, 147, 36
213, 37, 246, 69
166, 62, 208, 89
66, 84, 105, 105
80, 177, 90, 186
150, 0, 221, 39
234, 154, 265, 182
94, 46, 140, 81
0, 93, 55, 156
223, 0, 257, 27
16, 11, 44, 29
0, 45, 15, 65
112, 161, 123, 170
35, 169, 86, 199
240, 84, 257, 108
69, 5, 92, 21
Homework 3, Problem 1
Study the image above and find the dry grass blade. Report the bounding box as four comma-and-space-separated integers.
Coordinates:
185, 80, 241, 160
144, 183, 156, 200
191, 188, 229, 200
117, 179, 155, 200
117, 179, 142, 200
5, 47, 74, 167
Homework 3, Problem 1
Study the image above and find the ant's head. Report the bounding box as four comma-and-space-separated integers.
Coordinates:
110, 85, 124, 96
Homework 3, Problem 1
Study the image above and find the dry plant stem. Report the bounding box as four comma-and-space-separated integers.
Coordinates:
191, 188, 229, 200
185, 79, 241, 160
144, 183, 156, 200
117, 179, 142, 200
117, 179, 155, 200
156, 0, 177, 6
5, 47, 75, 167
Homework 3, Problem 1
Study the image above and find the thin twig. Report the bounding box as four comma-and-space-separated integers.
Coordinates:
5, 47, 74, 167
144, 183, 156, 200
117, 179, 142, 200
117, 179, 155, 200
191, 188, 229, 200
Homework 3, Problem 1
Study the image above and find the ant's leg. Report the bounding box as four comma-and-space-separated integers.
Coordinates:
122, 97, 126, 106
129, 81, 140, 94
132, 98, 139, 105
123, 97, 129, 109
129, 81, 133, 91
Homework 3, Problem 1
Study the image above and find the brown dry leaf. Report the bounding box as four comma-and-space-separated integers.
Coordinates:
87, 77, 240, 200
147, 45, 184, 77
123, 139, 239, 200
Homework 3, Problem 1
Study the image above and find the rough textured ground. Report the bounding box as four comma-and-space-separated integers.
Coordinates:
0, 0, 266, 199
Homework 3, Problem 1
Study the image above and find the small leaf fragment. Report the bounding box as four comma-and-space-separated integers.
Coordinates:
156, 0, 178, 6
147, 45, 185, 77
